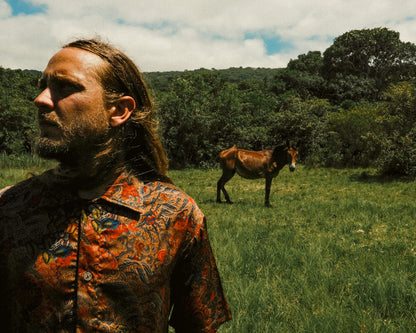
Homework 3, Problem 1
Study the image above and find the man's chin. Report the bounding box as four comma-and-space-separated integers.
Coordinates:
36, 133, 111, 164
35, 138, 71, 161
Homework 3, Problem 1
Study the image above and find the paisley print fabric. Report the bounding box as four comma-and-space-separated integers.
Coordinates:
0, 169, 231, 332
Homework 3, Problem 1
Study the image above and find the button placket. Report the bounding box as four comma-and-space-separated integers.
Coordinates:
80, 208, 94, 284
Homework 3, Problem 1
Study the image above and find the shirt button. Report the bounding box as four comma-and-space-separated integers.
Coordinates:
83, 271, 93, 282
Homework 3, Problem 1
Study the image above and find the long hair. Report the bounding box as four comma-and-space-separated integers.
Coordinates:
64, 38, 169, 181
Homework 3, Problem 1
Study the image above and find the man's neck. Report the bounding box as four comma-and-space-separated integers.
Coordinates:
77, 182, 113, 200
54, 149, 125, 198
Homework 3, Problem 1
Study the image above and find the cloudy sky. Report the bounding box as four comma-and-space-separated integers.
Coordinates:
1, 0, 416, 72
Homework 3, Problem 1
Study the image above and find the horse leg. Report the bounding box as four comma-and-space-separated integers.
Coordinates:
265, 177, 273, 207
217, 170, 235, 204
216, 175, 223, 203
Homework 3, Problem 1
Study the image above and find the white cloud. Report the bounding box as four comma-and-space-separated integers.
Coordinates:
0, 0, 11, 18
0, 0, 415, 71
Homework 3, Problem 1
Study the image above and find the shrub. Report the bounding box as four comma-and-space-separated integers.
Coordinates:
325, 105, 382, 167
375, 82, 416, 178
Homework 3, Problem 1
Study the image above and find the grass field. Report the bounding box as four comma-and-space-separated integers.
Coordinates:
0, 153, 57, 189
2, 159, 416, 332
169, 167, 416, 332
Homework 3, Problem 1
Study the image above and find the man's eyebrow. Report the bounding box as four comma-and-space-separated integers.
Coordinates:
38, 74, 84, 90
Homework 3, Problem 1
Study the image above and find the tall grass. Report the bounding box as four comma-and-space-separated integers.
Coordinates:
0, 153, 56, 189
2, 158, 415, 332
169, 167, 416, 332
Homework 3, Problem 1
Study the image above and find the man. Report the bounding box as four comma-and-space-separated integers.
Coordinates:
0, 39, 231, 332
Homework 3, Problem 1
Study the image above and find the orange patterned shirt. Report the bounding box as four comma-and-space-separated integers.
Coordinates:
0, 169, 231, 332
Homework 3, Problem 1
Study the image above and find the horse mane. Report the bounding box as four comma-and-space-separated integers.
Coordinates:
271, 143, 288, 160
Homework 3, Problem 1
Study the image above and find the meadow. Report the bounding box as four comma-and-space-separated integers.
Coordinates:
2, 157, 416, 332
169, 167, 416, 332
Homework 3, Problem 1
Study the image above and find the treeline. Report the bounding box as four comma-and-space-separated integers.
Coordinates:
152, 27, 416, 177
1, 27, 416, 177
0, 67, 40, 155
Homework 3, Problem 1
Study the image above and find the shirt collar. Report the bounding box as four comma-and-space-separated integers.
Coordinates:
99, 170, 145, 213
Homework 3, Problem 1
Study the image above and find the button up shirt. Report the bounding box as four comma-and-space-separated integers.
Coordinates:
0, 169, 231, 332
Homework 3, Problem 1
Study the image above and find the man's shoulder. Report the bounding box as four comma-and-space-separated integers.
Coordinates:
146, 180, 205, 220
144, 180, 196, 206
0, 169, 56, 206
103, 172, 204, 220
0, 185, 13, 198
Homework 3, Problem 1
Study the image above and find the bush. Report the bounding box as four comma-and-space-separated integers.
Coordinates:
375, 82, 416, 178
376, 130, 416, 177
325, 105, 382, 167
268, 95, 331, 166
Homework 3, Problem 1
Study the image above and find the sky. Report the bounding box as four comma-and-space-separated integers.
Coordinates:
1, 0, 416, 72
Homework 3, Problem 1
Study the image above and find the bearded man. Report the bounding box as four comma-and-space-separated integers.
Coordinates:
0, 39, 231, 332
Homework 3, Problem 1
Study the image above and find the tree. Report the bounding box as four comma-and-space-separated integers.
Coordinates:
269, 94, 331, 166
271, 51, 326, 100
322, 28, 416, 102
0, 67, 40, 154
375, 82, 416, 177
287, 51, 323, 74
157, 71, 246, 168
156, 70, 279, 168
325, 105, 382, 167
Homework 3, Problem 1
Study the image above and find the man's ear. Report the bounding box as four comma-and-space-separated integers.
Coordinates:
109, 96, 136, 127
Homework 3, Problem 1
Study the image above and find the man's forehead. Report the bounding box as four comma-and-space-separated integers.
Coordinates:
42, 47, 104, 80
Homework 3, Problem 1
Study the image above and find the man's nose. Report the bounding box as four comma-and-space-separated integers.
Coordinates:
34, 88, 53, 110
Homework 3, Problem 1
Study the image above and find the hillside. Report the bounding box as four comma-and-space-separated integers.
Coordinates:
144, 67, 282, 92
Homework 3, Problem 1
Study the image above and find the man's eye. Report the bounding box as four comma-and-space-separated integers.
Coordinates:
37, 77, 84, 98
38, 78, 47, 90
51, 80, 83, 97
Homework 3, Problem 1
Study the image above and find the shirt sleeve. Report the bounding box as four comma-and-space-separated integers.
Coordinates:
169, 213, 231, 333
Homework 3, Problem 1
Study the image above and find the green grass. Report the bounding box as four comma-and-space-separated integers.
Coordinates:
2, 159, 416, 332
169, 167, 416, 332
0, 153, 56, 189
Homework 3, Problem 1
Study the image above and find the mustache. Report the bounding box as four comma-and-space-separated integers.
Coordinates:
38, 114, 62, 129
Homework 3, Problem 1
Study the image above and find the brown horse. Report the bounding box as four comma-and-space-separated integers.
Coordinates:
216, 143, 298, 206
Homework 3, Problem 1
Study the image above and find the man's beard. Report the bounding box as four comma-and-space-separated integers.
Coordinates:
36, 118, 111, 165
36, 135, 100, 163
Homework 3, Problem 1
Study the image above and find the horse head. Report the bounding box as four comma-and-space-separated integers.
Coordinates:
287, 146, 298, 172
272, 141, 298, 172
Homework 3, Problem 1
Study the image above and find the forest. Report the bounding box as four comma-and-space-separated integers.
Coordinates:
1, 27, 416, 177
